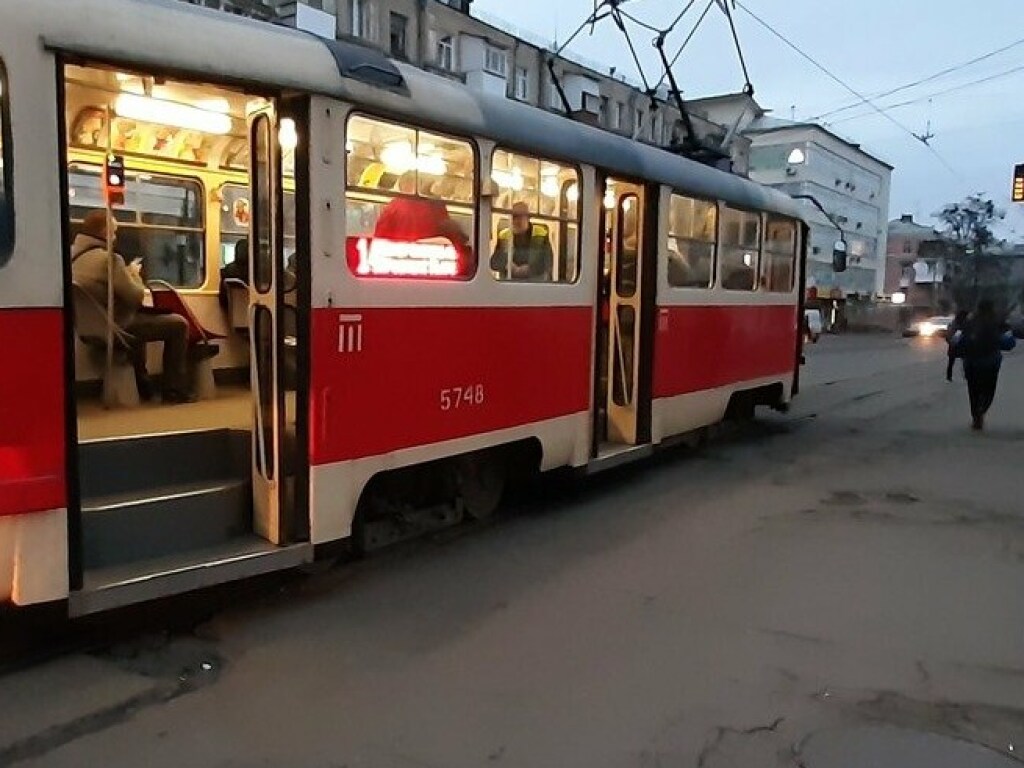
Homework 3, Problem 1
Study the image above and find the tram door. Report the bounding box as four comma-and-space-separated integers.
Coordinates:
248, 106, 286, 544
597, 178, 647, 448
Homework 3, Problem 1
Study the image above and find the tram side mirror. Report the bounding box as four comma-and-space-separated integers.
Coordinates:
832, 239, 848, 273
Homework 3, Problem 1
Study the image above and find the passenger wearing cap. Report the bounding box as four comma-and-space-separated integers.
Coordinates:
490, 202, 554, 281
71, 210, 193, 404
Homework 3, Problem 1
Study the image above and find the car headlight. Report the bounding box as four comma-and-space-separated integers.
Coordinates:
919, 322, 936, 337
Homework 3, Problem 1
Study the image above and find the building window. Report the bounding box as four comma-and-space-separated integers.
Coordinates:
344, 114, 477, 280
613, 102, 624, 130
436, 35, 454, 71
351, 0, 369, 39
484, 45, 507, 77
489, 149, 580, 283
549, 85, 564, 111
720, 205, 760, 291
0, 59, 12, 263
68, 164, 206, 288
389, 12, 408, 58
652, 113, 662, 144
634, 108, 643, 137
667, 194, 716, 289
903, 240, 913, 254
762, 215, 797, 292
514, 66, 529, 100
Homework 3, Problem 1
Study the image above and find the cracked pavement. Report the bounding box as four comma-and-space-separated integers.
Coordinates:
2, 335, 1023, 767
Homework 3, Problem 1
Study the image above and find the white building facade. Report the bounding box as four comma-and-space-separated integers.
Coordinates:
745, 122, 892, 298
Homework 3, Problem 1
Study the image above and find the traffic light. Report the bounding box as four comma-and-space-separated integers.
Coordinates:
1013, 164, 1024, 203
104, 154, 126, 206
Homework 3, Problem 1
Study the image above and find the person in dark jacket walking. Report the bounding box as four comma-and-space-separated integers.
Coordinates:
945, 309, 969, 382
952, 300, 1016, 430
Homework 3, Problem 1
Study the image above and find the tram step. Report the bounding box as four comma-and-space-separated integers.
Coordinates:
82, 478, 252, 570
78, 428, 250, 500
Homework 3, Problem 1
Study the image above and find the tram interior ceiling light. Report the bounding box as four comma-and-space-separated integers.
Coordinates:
566, 183, 580, 203
279, 118, 299, 151
381, 141, 447, 176
540, 176, 559, 198
491, 167, 524, 191
787, 148, 806, 165
114, 93, 232, 135
604, 188, 616, 209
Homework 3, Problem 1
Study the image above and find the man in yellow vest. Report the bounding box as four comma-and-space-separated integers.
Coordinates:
490, 202, 554, 281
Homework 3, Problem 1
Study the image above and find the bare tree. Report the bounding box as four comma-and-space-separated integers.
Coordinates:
935, 194, 1006, 308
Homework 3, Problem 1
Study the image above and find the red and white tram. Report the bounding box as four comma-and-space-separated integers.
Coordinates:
0, 0, 809, 617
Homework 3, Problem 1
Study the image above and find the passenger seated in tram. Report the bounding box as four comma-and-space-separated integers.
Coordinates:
489, 202, 554, 281
373, 172, 469, 249
218, 238, 297, 313
218, 238, 249, 309
71, 210, 194, 404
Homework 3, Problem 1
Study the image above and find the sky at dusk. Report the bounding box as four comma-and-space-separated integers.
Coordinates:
474, 0, 1024, 238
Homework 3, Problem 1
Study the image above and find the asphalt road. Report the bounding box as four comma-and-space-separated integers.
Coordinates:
4, 334, 1023, 768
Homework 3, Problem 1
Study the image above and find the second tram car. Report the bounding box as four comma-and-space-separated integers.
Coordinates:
0, 0, 809, 617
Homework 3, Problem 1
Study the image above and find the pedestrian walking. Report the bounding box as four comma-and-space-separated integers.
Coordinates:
952, 300, 1016, 430
945, 309, 969, 382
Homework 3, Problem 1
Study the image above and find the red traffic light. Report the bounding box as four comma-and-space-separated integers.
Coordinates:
104, 154, 126, 206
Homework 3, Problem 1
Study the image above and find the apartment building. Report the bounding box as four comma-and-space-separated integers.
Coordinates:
691, 92, 893, 299
182, 0, 748, 170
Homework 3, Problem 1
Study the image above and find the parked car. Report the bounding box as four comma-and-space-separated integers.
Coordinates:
804, 308, 823, 343
903, 315, 954, 338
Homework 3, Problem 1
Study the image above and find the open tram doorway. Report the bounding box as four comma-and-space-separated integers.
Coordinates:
593, 176, 655, 461
60, 62, 309, 613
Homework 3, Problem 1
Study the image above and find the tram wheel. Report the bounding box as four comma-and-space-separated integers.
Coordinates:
454, 451, 507, 521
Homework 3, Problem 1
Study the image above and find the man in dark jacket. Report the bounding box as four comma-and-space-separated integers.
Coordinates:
953, 299, 1016, 430
490, 202, 554, 281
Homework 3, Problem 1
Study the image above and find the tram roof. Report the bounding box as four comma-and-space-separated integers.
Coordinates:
20, 0, 806, 221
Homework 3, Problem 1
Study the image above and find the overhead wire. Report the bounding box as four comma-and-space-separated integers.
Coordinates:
810, 36, 1024, 122
826, 62, 1024, 126
733, 0, 962, 178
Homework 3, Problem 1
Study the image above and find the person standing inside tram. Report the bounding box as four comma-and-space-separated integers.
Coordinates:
71, 210, 193, 403
489, 202, 554, 281
373, 171, 469, 248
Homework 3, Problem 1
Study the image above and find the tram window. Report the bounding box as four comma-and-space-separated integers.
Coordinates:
219, 184, 297, 267
615, 194, 639, 297
719, 205, 760, 291
667, 194, 716, 289
489, 149, 579, 283
0, 60, 12, 264
68, 164, 205, 288
762, 215, 797, 292
345, 114, 476, 279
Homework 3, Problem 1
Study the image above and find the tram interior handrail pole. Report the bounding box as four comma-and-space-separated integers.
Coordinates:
104, 106, 115, 407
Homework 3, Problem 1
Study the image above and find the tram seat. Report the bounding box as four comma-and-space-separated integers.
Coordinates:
70, 282, 140, 408
223, 278, 249, 334
148, 280, 224, 401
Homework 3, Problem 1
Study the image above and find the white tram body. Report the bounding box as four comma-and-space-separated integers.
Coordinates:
0, 0, 807, 616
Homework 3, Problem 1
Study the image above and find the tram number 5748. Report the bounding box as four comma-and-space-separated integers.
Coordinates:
440, 385, 485, 412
